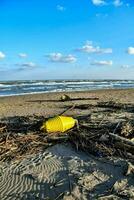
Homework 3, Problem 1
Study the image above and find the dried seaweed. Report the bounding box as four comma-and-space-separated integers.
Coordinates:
0, 101, 134, 164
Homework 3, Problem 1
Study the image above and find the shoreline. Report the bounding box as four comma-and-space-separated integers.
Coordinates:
0, 88, 134, 118
1, 79, 134, 98
0, 87, 134, 98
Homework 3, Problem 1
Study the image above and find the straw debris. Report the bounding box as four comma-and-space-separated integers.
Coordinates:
0, 100, 134, 164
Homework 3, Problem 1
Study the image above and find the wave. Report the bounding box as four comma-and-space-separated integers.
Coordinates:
0, 80, 134, 86
0, 80, 134, 97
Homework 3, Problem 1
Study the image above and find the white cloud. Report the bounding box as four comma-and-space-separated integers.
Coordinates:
121, 65, 130, 69
91, 60, 113, 66
46, 53, 77, 63
92, 0, 124, 7
77, 42, 112, 54
18, 53, 28, 58
99, 48, 112, 53
21, 62, 36, 67
17, 62, 37, 70
113, 0, 123, 7
57, 5, 65, 11
127, 47, 134, 55
91, 0, 106, 6
0, 52, 6, 59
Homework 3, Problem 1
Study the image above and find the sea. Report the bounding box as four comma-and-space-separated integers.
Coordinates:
0, 80, 134, 97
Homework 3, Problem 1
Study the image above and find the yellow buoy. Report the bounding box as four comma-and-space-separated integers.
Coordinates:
41, 116, 77, 133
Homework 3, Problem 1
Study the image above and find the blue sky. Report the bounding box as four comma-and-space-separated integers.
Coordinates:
0, 0, 134, 80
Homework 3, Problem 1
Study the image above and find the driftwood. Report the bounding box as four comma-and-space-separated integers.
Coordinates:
0, 126, 6, 132
46, 135, 69, 142
76, 114, 91, 121
109, 132, 134, 147
0, 100, 134, 163
60, 94, 99, 102
97, 101, 127, 109
59, 105, 75, 116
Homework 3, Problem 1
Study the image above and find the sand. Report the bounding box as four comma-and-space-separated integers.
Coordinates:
0, 89, 134, 199
0, 143, 133, 199
0, 89, 134, 118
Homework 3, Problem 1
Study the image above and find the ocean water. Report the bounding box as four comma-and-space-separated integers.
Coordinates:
0, 80, 134, 97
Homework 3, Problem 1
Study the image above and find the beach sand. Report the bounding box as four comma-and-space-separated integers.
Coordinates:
0, 89, 134, 199
0, 89, 134, 118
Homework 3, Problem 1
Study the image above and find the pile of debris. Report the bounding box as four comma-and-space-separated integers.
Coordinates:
0, 99, 134, 164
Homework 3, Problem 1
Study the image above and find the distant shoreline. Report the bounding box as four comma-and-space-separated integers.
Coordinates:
0, 87, 134, 98
0, 79, 134, 97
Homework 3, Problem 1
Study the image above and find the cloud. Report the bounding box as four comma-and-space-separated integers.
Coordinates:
91, 60, 113, 66
18, 53, 28, 58
46, 53, 77, 63
92, 0, 124, 7
0, 69, 6, 73
91, 0, 106, 6
127, 47, 134, 55
16, 62, 37, 70
113, 0, 123, 7
77, 42, 112, 54
0, 52, 6, 59
21, 62, 36, 67
121, 65, 130, 69
57, 5, 65, 11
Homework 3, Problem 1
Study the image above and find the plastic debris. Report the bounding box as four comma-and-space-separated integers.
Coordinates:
60, 94, 71, 101
41, 116, 77, 133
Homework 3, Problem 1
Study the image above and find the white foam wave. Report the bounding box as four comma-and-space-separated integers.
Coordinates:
0, 80, 134, 97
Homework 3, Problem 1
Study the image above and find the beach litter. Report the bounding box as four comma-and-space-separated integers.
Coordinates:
60, 94, 71, 101
0, 100, 134, 164
41, 115, 78, 133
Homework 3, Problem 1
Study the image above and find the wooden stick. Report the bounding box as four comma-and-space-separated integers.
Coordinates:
54, 192, 64, 200
109, 132, 134, 147
77, 114, 91, 121
113, 121, 121, 134
59, 104, 75, 116
0, 126, 6, 132
47, 135, 69, 142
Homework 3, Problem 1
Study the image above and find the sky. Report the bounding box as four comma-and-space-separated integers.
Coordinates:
0, 0, 134, 80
